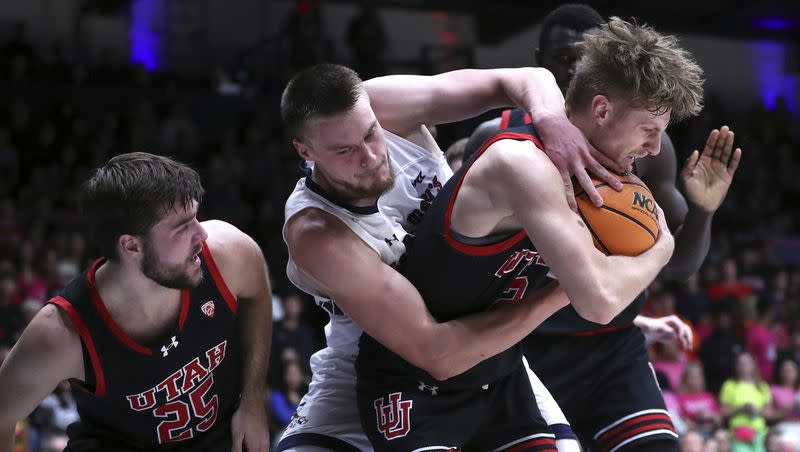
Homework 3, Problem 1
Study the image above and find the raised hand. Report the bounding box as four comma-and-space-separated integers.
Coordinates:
681, 125, 742, 213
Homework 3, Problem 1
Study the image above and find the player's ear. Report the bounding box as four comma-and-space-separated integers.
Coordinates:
118, 234, 143, 259
591, 95, 611, 125
293, 138, 314, 161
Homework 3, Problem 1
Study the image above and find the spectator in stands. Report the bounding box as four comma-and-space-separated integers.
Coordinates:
678, 361, 722, 434
768, 358, 800, 423
269, 361, 308, 434
720, 351, 772, 451
746, 297, 788, 381
32, 380, 79, 452
706, 427, 733, 452
676, 272, 712, 326
347, 0, 388, 79
709, 257, 755, 301
680, 429, 705, 452
656, 369, 688, 434
702, 298, 746, 393
270, 293, 318, 382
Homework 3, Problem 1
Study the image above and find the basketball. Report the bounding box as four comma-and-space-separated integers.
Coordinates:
574, 173, 659, 256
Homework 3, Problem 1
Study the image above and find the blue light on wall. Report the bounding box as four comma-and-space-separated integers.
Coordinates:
129, 0, 160, 71
749, 41, 798, 112
752, 18, 795, 32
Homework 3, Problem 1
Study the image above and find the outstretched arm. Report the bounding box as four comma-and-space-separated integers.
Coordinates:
285, 209, 569, 381
365, 68, 623, 206
648, 127, 741, 281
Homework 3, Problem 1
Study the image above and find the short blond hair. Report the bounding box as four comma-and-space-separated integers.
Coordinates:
566, 17, 704, 121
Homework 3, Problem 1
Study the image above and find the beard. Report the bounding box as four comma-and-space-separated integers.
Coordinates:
141, 239, 203, 290
333, 155, 396, 201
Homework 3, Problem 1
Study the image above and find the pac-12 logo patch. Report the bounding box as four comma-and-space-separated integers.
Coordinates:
201, 300, 216, 318
373, 392, 413, 440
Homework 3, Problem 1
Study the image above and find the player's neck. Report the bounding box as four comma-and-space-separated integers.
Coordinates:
94, 259, 181, 319
311, 169, 378, 208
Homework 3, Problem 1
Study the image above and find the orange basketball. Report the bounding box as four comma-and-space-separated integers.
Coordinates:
574, 173, 659, 256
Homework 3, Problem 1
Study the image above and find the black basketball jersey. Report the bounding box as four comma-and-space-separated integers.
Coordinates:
493, 108, 647, 334
48, 242, 243, 451
357, 116, 554, 388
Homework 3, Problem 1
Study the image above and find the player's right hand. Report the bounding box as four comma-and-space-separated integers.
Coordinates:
536, 113, 624, 210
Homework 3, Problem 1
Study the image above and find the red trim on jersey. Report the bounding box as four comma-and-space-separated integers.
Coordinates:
500, 109, 511, 130
87, 259, 152, 356
523, 112, 533, 124
443, 131, 545, 256
178, 290, 190, 330
506, 437, 558, 451
596, 413, 675, 448
499, 109, 533, 130
201, 241, 237, 314
50, 296, 107, 396
572, 323, 634, 336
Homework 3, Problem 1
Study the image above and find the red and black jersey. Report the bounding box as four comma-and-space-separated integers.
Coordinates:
492, 108, 646, 335
357, 113, 554, 388
49, 242, 242, 451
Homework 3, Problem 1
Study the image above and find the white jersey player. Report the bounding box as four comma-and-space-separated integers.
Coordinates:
280, 128, 450, 450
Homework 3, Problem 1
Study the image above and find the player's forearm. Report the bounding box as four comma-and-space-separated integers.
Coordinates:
498, 67, 565, 122
660, 205, 712, 281
238, 295, 271, 406
423, 283, 568, 381
572, 242, 672, 324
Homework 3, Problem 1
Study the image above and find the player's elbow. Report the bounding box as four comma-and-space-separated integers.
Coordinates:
426, 362, 456, 382
413, 339, 459, 381
570, 281, 619, 325
572, 301, 616, 325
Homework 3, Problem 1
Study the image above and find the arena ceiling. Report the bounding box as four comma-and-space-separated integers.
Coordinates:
331, 0, 800, 43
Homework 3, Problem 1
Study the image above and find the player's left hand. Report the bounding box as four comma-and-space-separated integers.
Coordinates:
639, 315, 693, 350
681, 125, 742, 213
231, 398, 269, 452
536, 112, 625, 210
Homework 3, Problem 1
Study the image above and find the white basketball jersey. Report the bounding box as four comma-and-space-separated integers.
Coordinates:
283, 128, 452, 357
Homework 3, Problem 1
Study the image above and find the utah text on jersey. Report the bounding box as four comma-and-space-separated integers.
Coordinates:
126, 340, 228, 444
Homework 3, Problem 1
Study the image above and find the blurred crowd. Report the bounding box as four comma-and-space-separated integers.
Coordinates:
1, 3, 799, 451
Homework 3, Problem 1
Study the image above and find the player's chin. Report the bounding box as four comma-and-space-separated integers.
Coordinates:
186, 264, 204, 285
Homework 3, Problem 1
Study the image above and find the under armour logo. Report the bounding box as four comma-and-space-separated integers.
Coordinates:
374, 392, 413, 440
385, 234, 400, 246
161, 336, 179, 357
418, 381, 438, 396
411, 171, 425, 187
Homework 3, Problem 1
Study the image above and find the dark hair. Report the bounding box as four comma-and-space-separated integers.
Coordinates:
79, 152, 204, 260
539, 4, 604, 53
280, 63, 364, 140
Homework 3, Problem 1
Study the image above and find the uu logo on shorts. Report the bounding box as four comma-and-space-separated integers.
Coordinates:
373, 392, 413, 440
